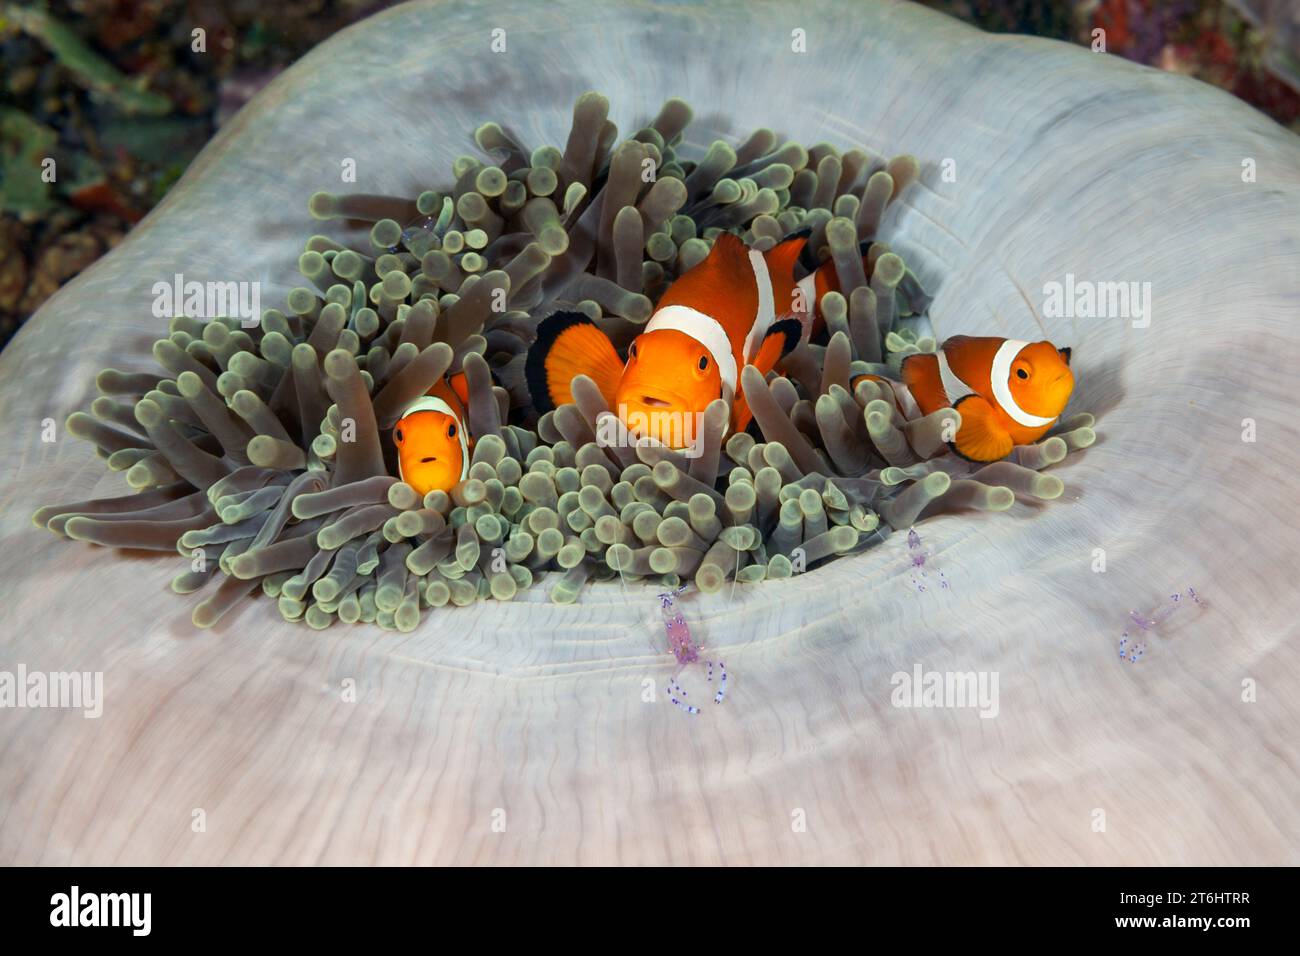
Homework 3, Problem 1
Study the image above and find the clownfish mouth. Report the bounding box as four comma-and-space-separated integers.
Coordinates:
420, 456, 437, 463
641, 395, 672, 408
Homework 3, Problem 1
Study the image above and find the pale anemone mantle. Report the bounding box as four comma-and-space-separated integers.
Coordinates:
1, 0, 1297, 864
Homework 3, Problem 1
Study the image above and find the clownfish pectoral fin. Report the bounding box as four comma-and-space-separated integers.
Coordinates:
949, 395, 1015, 463
732, 319, 803, 434
525, 310, 623, 412
938, 334, 976, 354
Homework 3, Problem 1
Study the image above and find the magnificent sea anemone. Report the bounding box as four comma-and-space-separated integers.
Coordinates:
2, 0, 1298, 864
31, 90, 1094, 630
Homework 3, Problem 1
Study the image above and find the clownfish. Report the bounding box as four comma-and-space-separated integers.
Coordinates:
898, 336, 1074, 462
392, 371, 473, 496
526, 231, 861, 447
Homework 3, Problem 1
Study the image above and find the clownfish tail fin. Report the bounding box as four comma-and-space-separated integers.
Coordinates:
525, 310, 623, 412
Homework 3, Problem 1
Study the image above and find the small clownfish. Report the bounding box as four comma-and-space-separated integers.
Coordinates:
392, 371, 474, 496
525, 231, 862, 447
897, 335, 1074, 462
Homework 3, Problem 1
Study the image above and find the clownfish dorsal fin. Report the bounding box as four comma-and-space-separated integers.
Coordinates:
525, 310, 623, 412
709, 230, 749, 263
775, 226, 818, 274
445, 370, 471, 407
763, 233, 809, 289
657, 230, 753, 311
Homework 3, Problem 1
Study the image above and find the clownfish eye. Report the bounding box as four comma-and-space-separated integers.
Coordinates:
394, 427, 404, 443
447, 422, 457, 438
698, 355, 709, 371
1016, 368, 1029, 380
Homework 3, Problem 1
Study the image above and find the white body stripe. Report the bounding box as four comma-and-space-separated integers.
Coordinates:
644, 305, 738, 401
397, 395, 470, 481
936, 349, 975, 406
742, 249, 777, 362
989, 339, 1056, 427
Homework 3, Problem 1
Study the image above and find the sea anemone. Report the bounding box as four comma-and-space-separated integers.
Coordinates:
3, 0, 1297, 865
31, 91, 1093, 631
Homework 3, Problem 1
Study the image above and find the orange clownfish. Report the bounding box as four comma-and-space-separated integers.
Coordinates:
525, 231, 858, 446
899, 336, 1074, 462
392, 371, 473, 495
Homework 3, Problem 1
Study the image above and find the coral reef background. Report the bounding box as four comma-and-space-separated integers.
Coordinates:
2, 0, 1299, 351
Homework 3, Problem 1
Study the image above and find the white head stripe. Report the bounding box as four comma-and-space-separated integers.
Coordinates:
644, 305, 737, 399
936, 349, 975, 407
742, 249, 777, 362
396, 395, 470, 481
990, 339, 1056, 428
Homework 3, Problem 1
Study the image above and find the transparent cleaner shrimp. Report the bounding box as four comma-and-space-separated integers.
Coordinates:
657, 585, 727, 716
907, 528, 950, 593
1119, 587, 1205, 662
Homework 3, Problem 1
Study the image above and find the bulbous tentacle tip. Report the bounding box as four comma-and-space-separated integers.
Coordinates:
32, 86, 1099, 631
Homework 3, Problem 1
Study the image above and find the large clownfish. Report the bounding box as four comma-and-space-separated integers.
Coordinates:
899, 336, 1074, 462
526, 231, 859, 446
392, 371, 473, 496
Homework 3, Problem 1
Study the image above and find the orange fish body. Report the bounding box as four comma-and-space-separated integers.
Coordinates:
392, 371, 474, 495
900, 336, 1074, 462
527, 231, 861, 447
